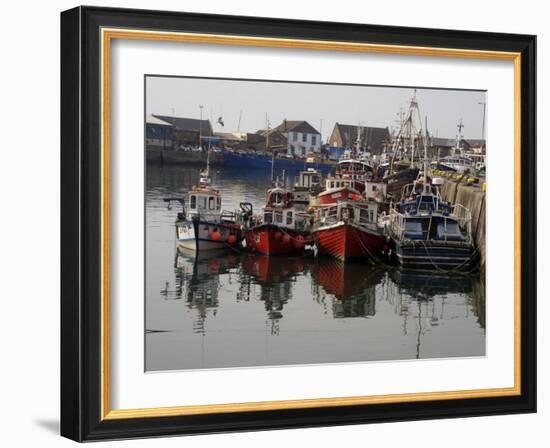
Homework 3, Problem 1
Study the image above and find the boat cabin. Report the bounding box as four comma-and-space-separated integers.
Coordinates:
263, 184, 310, 231
337, 159, 373, 174
397, 215, 466, 242
295, 168, 321, 190
364, 181, 387, 201
325, 177, 360, 192
293, 169, 322, 211
266, 186, 293, 209
438, 156, 474, 172
187, 187, 222, 221
314, 201, 380, 232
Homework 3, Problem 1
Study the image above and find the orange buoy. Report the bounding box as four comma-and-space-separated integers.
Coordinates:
227, 234, 237, 245
210, 229, 221, 241
283, 234, 291, 244
209, 258, 219, 272
274, 231, 283, 240
293, 235, 305, 250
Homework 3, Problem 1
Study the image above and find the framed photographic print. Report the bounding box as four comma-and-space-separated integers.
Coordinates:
60, 6, 536, 442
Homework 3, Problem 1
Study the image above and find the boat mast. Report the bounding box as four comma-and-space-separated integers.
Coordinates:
355, 123, 361, 157
423, 112, 430, 194
266, 114, 274, 182
455, 118, 464, 156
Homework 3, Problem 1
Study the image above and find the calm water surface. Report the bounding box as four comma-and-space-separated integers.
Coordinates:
145, 164, 485, 371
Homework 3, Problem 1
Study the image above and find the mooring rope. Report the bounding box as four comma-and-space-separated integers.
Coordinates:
417, 239, 480, 274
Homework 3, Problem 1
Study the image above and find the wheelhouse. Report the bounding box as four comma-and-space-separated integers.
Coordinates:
296, 169, 321, 189
325, 177, 361, 191
314, 201, 379, 232
187, 188, 222, 220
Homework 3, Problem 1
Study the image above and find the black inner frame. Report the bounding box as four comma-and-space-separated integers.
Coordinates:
61, 6, 536, 442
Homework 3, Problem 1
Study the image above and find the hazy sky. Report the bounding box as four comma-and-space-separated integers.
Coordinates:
146, 76, 486, 141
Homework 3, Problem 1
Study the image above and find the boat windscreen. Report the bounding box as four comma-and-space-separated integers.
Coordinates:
436, 221, 465, 241
404, 220, 424, 240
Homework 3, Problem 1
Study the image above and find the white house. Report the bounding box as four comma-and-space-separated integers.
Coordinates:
273, 120, 321, 157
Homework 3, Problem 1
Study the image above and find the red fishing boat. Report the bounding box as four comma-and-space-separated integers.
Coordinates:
334, 159, 373, 193
312, 200, 388, 262
244, 180, 312, 256
310, 159, 373, 206
313, 176, 363, 206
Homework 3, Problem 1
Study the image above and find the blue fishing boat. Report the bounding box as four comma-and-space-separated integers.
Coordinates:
222, 150, 335, 174
386, 178, 476, 271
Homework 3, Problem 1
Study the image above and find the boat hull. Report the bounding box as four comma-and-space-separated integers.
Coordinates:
222, 151, 334, 174
176, 219, 242, 252
392, 240, 475, 271
313, 222, 386, 262
244, 224, 310, 256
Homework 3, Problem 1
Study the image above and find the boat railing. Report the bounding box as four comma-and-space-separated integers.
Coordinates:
388, 209, 407, 240
314, 202, 377, 231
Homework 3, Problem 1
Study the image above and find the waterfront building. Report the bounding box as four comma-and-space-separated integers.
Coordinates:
271, 120, 321, 157
153, 115, 213, 147
329, 123, 390, 155
145, 115, 174, 149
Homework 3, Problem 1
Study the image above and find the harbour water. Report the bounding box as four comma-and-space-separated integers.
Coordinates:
145, 164, 485, 371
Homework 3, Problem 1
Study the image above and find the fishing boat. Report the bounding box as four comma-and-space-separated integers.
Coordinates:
292, 168, 322, 211
312, 175, 364, 206
244, 178, 312, 256
164, 166, 250, 252
436, 155, 474, 173
386, 116, 476, 270
387, 180, 476, 270
334, 159, 373, 193
310, 158, 372, 206
222, 149, 335, 174
312, 200, 388, 262
382, 90, 427, 200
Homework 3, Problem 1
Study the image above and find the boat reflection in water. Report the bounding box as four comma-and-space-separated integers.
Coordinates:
238, 254, 314, 335
166, 247, 240, 333
311, 258, 385, 318
384, 269, 485, 359
150, 247, 486, 369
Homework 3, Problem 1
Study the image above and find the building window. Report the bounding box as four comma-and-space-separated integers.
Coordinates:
301, 146, 306, 156
190, 195, 196, 209
302, 133, 307, 142
292, 132, 297, 142
290, 145, 295, 155
311, 135, 316, 145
